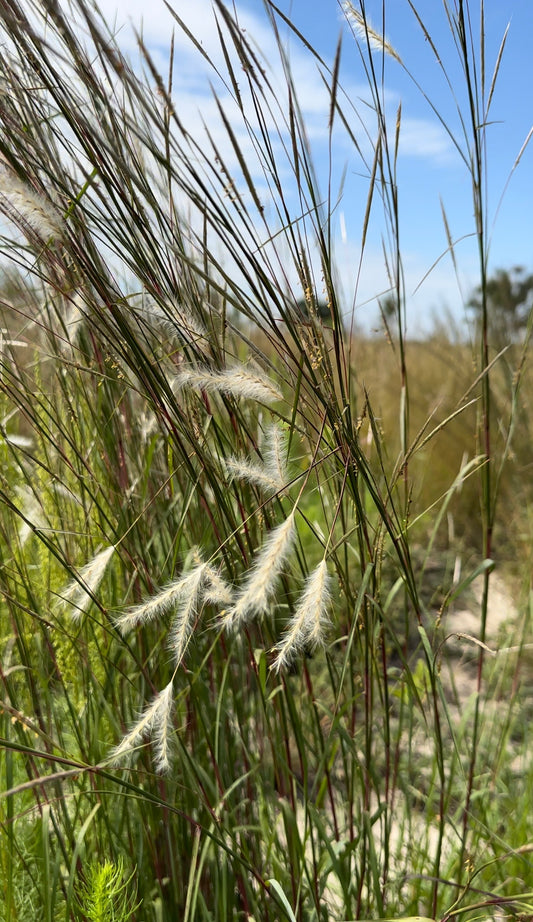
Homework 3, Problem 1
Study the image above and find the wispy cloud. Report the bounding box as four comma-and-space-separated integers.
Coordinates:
398, 117, 458, 164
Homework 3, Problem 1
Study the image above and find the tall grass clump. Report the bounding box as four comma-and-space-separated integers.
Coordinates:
1, 1, 533, 919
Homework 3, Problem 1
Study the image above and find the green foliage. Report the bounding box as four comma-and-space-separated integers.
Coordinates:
467, 265, 533, 346
75, 858, 139, 922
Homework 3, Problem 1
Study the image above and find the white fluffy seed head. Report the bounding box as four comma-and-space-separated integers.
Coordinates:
114, 579, 185, 634
0, 169, 63, 241
263, 424, 288, 487
60, 545, 116, 621
224, 457, 283, 493
221, 511, 296, 630
202, 566, 234, 607
133, 294, 206, 345
114, 563, 207, 635
15, 486, 43, 548
224, 424, 288, 493
109, 679, 175, 773
271, 559, 331, 672
173, 364, 282, 405
343, 2, 402, 63
167, 565, 207, 666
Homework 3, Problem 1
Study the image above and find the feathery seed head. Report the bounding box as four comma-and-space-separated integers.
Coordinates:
114, 563, 207, 635
0, 168, 63, 241
109, 679, 175, 773
263, 424, 288, 487
202, 566, 234, 607
167, 563, 207, 666
16, 486, 44, 548
60, 545, 116, 620
224, 457, 283, 493
218, 367, 282, 404
114, 580, 185, 635
221, 510, 296, 630
173, 364, 282, 405
133, 294, 206, 345
271, 559, 331, 672
343, 2, 402, 64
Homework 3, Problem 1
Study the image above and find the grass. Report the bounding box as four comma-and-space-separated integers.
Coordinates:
1, 0, 533, 919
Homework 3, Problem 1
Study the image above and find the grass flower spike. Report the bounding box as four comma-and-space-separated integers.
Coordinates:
0, 167, 63, 240
202, 566, 234, 607
174, 365, 282, 405
114, 566, 207, 634
133, 295, 206, 345
167, 564, 206, 666
224, 457, 284, 493
224, 423, 288, 493
60, 545, 115, 620
263, 425, 288, 487
109, 680, 175, 774
221, 511, 296, 630
271, 559, 331, 672
343, 2, 402, 63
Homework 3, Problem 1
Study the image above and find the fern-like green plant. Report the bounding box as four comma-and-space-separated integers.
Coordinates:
75, 858, 139, 922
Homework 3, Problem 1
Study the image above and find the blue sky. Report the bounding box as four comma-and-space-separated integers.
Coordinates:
98, 0, 533, 334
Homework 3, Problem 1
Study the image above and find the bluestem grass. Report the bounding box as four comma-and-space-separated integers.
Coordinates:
59, 545, 115, 620
0, 167, 63, 242
173, 366, 283, 405
220, 510, 296, 630
109, 679, 175, 773
271, 559, 331, 672
0, 0, 532, 919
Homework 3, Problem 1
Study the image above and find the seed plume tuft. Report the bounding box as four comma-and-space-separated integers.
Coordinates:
202, 566, 234, 607
224, 457, 283, 493
114, 563, 207, 635
343, 2, 402, 63
167, 564, 207, 666
221, 511, 296, 630
60, 545, 116, 620
271, 559, 331, 672
263, 424, 288, 487
0, 168, 64, 240
173, 365, 282, 405
109, 680, 175, 774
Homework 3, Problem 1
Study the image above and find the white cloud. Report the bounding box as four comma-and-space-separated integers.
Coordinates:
333, 218, 479, 336
98, 0, 218, 55
92, 0, 456, 175
398, 117, 457, 164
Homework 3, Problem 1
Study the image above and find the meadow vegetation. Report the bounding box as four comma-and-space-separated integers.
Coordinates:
1, 1, 533, 920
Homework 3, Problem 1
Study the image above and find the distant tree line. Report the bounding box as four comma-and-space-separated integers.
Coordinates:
467, 265, 533, 345
377, 266, 533, 344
